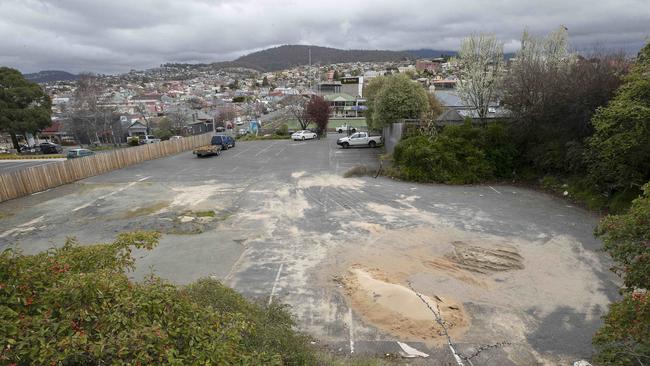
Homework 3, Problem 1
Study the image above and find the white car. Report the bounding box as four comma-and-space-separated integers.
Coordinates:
291, 130, 317, 141
169, 135, 183, 141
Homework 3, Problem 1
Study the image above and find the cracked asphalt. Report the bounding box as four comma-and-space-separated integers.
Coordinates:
0, 134, 619, 365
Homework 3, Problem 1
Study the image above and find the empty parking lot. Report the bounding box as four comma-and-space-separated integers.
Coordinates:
0, 134, 617, 364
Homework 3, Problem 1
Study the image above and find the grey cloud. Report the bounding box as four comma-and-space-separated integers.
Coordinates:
0, 0, 648, 74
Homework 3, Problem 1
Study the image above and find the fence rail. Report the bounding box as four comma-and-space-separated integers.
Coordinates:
0, 133, 212, 202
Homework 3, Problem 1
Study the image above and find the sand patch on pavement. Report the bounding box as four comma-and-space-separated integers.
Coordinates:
169, 184, 232, 208
341, 266, 468, 343
297, 173, 364, 190
331, 222, 610, 317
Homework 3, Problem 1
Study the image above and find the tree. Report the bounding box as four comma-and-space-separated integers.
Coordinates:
418, 94, 444, 141
372, 74, 429, 129
306, 96, 330, 135
166, 109, 189, 132
214, 105, 237, 127
364, 76, 387, 130
587, 41, 650, 193
502, 27, 626, 174
332, 70, 340, 81
67, 73, 106, 144
456, 33, 504, 126
280, 95, 311, 130
0, 67, 52, 149
262, 75, 269, 87
593, 182, 650, 364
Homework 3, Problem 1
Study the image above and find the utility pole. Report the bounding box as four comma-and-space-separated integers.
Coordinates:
308, 47, 312, 90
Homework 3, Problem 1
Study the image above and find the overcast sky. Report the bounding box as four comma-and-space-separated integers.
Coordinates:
1, 0, 648, 74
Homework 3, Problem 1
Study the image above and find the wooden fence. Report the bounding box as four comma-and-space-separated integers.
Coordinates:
0, 133, 212, 202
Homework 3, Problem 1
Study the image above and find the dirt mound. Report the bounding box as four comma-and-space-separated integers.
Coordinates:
341, 266, 468, 343
445, 241, 524, 274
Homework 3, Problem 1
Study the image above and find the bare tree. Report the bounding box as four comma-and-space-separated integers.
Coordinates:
214, 105, 237, 127
279, 95, 310, 130
69, 73, 103, 144
166, 109, 190, 132
455, 34, 504, 126
501, 27, 627, 173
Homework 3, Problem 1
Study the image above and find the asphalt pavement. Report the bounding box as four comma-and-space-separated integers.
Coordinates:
0, 134, 616, 365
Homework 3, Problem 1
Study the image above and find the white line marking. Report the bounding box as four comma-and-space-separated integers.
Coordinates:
268, 263, 284, 305
0, 215, 44, 238
348, 307, 355, 353
254, 141, 279, 157
73, 177, 150, 212
488, 185, 502, 195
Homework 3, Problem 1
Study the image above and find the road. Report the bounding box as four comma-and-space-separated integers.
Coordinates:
0, 134, 617, 365
0, 158, 64, 174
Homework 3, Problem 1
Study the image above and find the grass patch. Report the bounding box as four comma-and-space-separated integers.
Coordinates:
193, 210, 216, 218
0, 153, 64, 159
343, 165, 372, 178
122, 201, 170, 219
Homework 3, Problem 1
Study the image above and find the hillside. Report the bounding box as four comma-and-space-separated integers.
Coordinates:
24, 70, 79, 83
231, 45, 414, 72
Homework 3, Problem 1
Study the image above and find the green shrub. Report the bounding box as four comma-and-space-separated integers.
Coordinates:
0, 231, 313, 365
128, 137, 140, 146
393, 122, 516, 184
275, 123, 289, 136
593, 181, 650, 363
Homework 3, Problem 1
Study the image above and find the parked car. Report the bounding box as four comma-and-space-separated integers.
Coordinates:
67, 148, 95, 159
211, 134, 235, 150
139, 135, 161, 144
169, 135, 183, 141
337, 132, 383, 148
237, 128, 249, 136
38, 142, 63, 154
336, 124, 356, 134
291, 130, 317, 141
19, 144, 42, 155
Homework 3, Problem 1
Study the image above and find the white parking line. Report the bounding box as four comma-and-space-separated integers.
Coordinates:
348, 307, 355, 354
488, 185, 502, 195
72, 176, 150, 212
268, 263, 284, 305
254, 141, 280, 157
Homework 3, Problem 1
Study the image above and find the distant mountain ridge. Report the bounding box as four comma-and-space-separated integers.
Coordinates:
216, 45, 457, 72
27, 45, 459, 78
25, 70, 79, 83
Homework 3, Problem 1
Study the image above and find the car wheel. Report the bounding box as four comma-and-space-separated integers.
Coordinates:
342, 142, 349, 149
338, 129, 343, 133
223, 145, 228, 150
302, 136, 306, 140
369, 141, 376, 148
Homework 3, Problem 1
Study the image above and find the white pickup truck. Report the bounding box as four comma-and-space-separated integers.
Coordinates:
336, 132, 383, 149
336, 124, 357, 134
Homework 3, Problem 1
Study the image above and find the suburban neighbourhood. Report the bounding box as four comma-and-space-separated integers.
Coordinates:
1, 1, 649, 365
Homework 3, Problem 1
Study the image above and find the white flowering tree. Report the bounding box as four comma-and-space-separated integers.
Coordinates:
455, 34, 504, 126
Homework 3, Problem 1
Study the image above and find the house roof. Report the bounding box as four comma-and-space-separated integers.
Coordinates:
41, 121, 62, 133
128, 121, 147, 129
324, 93, 356, 102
